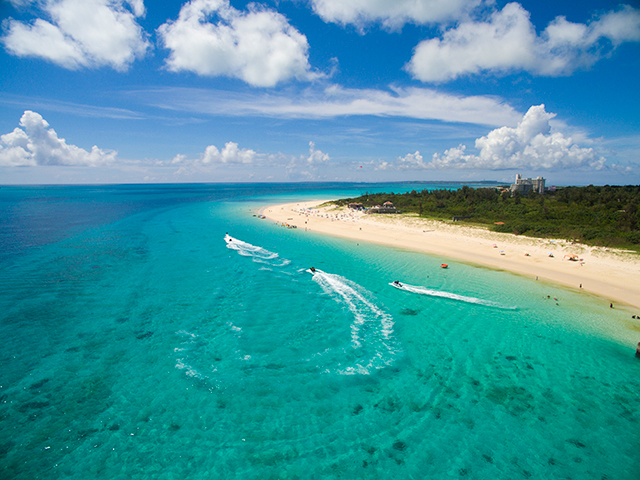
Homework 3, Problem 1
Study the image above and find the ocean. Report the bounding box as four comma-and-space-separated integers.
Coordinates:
1, 183, 638, 479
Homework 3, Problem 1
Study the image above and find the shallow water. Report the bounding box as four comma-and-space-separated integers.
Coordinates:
1, 183, 639, 479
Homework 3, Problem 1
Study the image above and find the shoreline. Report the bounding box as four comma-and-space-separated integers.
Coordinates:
261, 199, 640, 311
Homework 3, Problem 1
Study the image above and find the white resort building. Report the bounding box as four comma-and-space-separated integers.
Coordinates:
510, 174, 546, 195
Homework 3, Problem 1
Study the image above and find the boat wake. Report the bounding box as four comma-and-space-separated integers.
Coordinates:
224, 234, 290, 266
223, 235, 398, 374
390, 282, 516, 310
312, 269, 398, 375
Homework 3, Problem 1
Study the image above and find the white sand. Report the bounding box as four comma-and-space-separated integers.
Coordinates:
262, 199, 640, 311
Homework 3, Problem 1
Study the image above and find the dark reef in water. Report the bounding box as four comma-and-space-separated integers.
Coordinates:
29, 378, 50, 390
392, 440, 407, 451
18, 401, 50, 412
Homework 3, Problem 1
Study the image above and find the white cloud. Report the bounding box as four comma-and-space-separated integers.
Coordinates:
170, 140, 329, 173
280, 142, 330, 179
171, 141, 257, 165
139, 85, 521, 127
407, 3, 640, 82
8, 0, 35, 7
309, 0, 481, 29
171, 153, 187, 164
202, 142, 257, 164
394, 151, 428, 170
306, 141, 329, 164
158, 0, 316, 87
394, 105, 606, 171
0, 110, 117, 166
1, 0, 149, 70
126, 0, 145, 17
0, 127, 35, 167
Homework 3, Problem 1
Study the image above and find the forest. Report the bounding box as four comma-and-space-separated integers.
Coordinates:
333, 185, 640, 251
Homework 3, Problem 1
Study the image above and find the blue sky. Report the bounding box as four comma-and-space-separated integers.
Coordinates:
1, 0, 639, 185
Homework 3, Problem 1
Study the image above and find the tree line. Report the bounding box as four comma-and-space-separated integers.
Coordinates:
333, 185, 640, 250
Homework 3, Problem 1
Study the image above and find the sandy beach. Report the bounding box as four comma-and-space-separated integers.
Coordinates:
262, 199, 640, 311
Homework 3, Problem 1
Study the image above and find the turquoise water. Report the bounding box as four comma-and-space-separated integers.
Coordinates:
1, 183, 639, 479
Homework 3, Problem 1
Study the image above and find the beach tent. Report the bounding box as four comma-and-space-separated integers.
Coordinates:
564, 254, 579, 261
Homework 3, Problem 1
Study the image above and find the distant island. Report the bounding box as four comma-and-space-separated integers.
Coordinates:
332, 182, 640, 252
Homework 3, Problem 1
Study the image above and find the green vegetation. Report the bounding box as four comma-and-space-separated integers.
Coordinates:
334, 185, 640, 251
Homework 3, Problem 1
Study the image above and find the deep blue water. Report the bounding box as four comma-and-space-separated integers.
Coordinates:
1, 183, 639, 479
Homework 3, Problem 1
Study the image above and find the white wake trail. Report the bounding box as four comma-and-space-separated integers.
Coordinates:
224, 234, 290, 266
390, 282, 516, 309
311, 269, 398, 375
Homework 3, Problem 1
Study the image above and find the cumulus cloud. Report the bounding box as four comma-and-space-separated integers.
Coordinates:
395, 151, 428, 170
390, 105, 605, 171
125, 0, 145, 17
309, 0, 481, 29
306, 141, 329, 164
158, 0, 316, 87
407, 3, 640, 82
202, 142, 257, 164
1, 0, 149, 70
279, 142, 330, 179
171, 141, 257, 165
170, 140, 329, 176
0, 110, 117, 166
